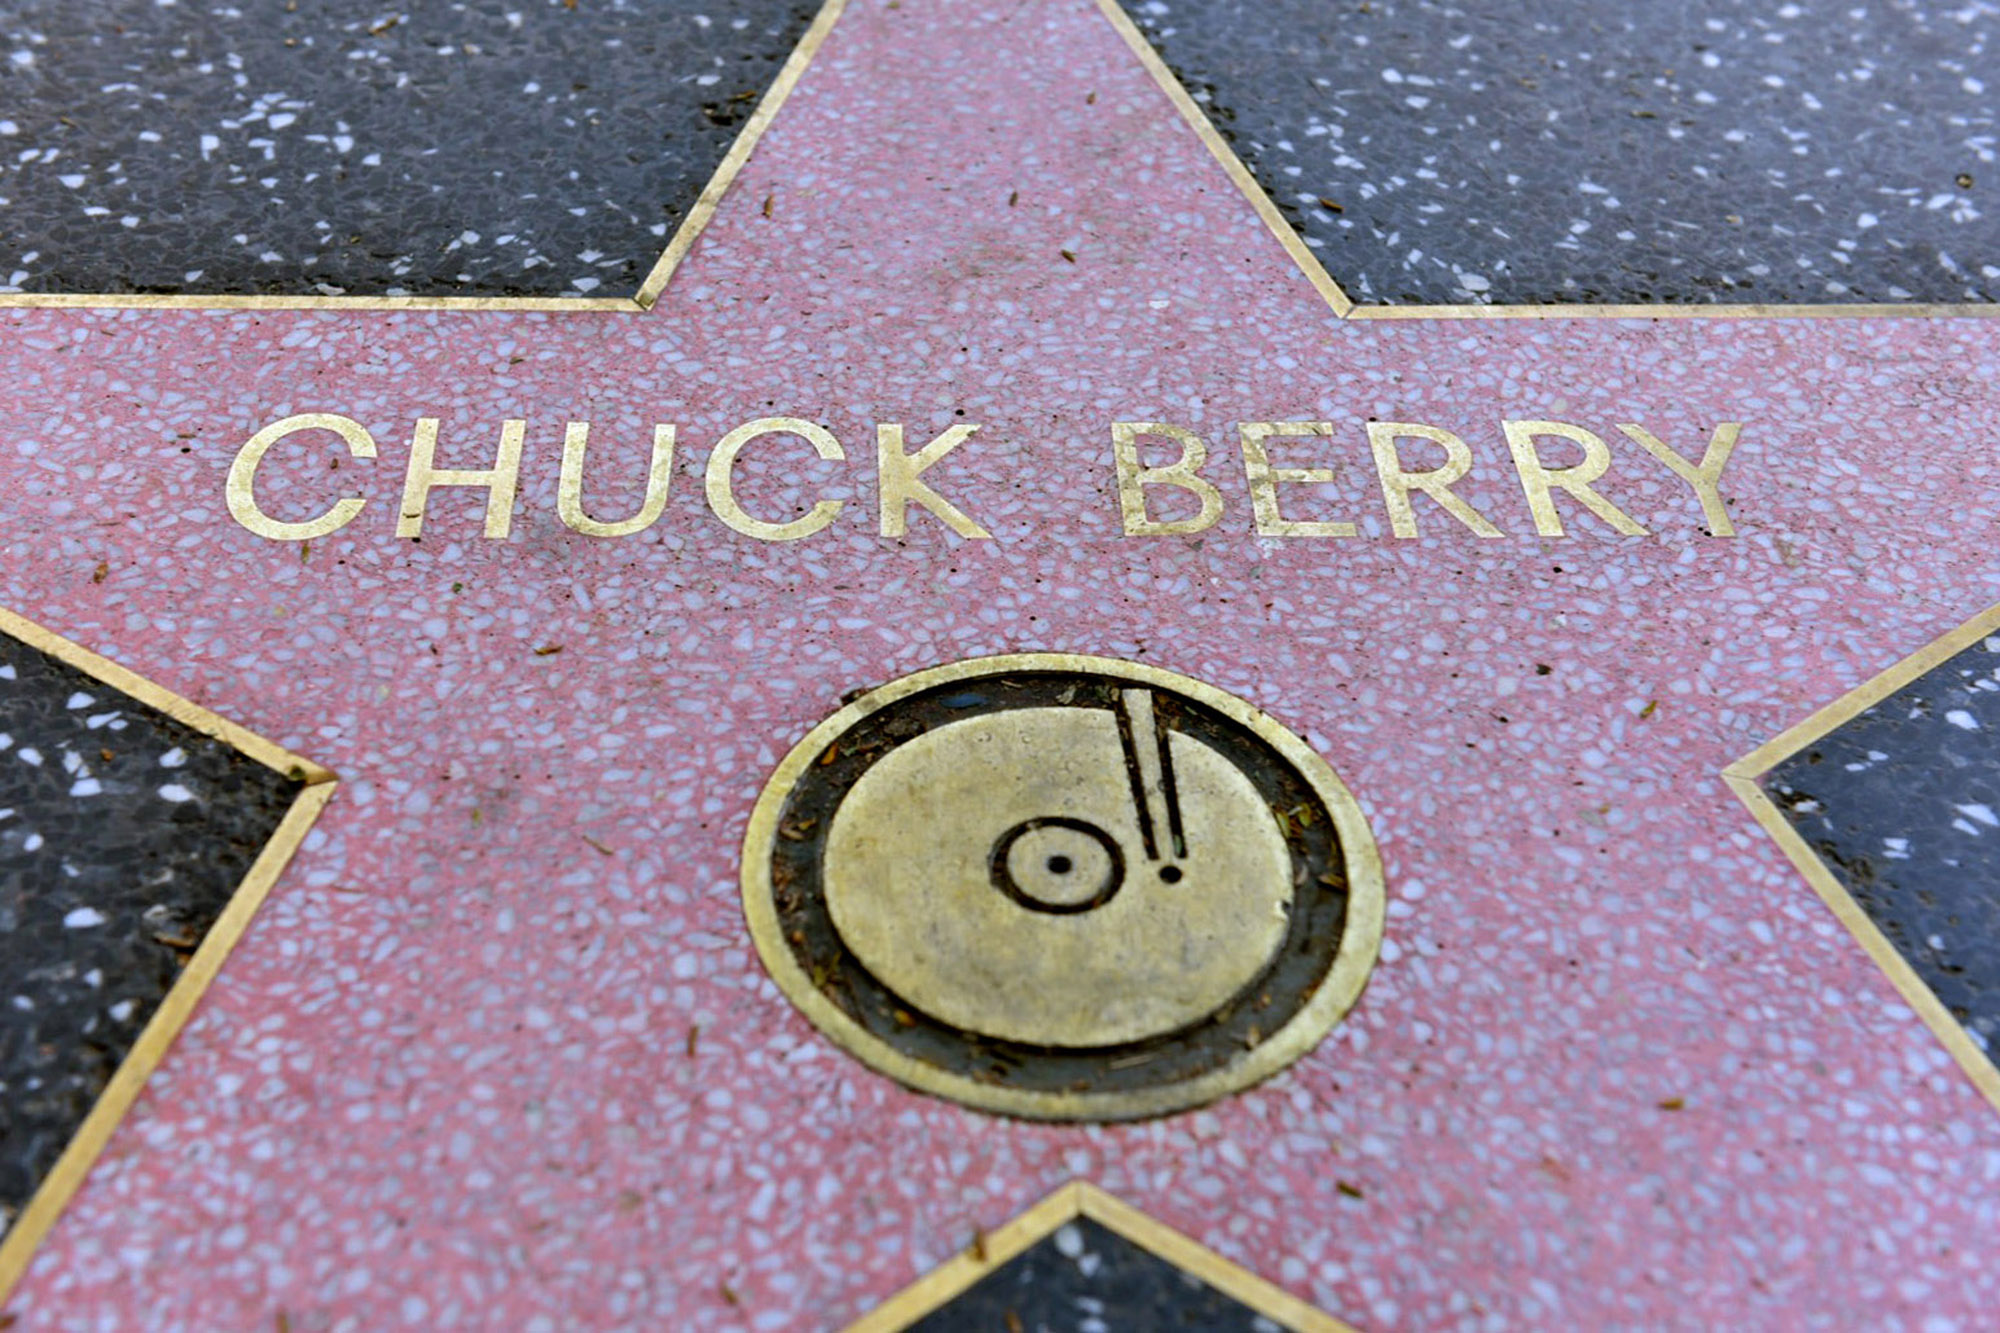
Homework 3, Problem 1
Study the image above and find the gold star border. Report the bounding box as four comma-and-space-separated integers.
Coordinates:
4, 0, 1991, 320
1093, 0, 2000, 323
0, 607, 338, 1307
0, 0, 850, 314
1095, 0, 2000, 1114
843, 1180, 1360, 1332
1725, 601, 2000, 1116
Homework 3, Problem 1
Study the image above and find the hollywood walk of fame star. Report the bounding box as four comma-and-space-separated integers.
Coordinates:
2, 1, 1998, 1328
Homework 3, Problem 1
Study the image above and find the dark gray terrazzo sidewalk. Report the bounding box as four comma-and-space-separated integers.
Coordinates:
908, 1216, 1291, 1331
1121, 0, 1997, 306
1766, 631, 2000, 1056
0, 0, 819, 299
0, 630, 302, 1237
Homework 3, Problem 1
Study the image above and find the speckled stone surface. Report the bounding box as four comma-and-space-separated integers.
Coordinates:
0, 632, 301, 1239
907, 1217, 1284, 1331
2, 1, 2000, 1330
1119, 0, 1999, 306
0, 0, 819, 298
1766, 634, 2000, 1055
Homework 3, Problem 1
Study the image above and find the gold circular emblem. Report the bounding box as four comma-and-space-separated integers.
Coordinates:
741, 654, 1384, 1121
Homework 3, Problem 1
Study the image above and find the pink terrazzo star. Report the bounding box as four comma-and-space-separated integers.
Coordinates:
4, 1, 1999, 1329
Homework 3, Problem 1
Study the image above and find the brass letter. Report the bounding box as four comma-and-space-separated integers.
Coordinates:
1367, 422, 1503, 538
396, 417, 525, 539
226, 412, 377, 541
558, 422, 676, 538
877, 423, 990, 538
1111, 422, 1224, 536
705, 417, 846, 541
1238, 421, 1355, 538
1501, 420, 1648, 537
1616, 422, 1741, 537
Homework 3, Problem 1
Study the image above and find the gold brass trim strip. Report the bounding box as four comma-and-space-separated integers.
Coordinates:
0, 608, 338, 1308
1093, 0, 1355, 320
1722, 601, 2000, 1116
1093, 0, 1997, 323
740, 652, 1386, 1123
0, 607, 329, 784
842, 1181, 1362, 1332
633, 0, 848, 308
0, 293, 643, 313
0, 0, 849, 316
1729, 604, 2000, 779
1352, 303, 2000, 322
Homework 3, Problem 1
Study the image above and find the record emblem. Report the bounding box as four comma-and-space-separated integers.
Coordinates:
741, 654, 1384, 1121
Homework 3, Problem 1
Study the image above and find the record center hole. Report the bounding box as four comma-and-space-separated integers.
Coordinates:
1159, 865, 1183, 883
991, 817, 1124, 915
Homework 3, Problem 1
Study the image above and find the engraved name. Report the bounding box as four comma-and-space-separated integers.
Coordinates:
224, 413, 1741, 542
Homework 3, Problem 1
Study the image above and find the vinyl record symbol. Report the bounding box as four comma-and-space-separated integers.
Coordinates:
741, 654, 1384, 1121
